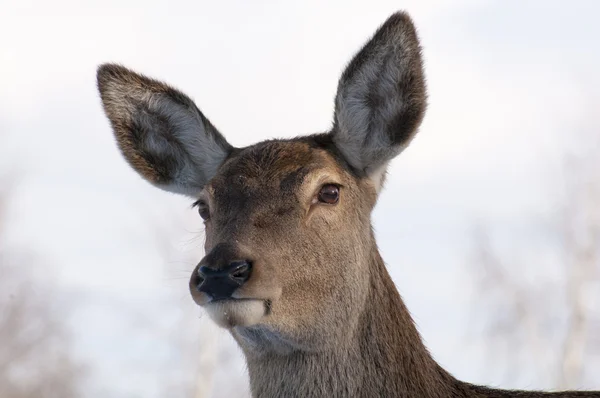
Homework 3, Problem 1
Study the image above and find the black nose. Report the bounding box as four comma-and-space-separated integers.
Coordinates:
196, 260, 252, 300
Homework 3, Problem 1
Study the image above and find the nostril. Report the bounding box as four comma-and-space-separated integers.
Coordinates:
197, 266, 207, 280
193, 266, 208, 290
229, 261, 252, 283
231, 264, 248, 278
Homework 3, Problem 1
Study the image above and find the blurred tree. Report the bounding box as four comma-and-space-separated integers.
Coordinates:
0, 183, 84, 398
557, 144, 600, 388
468, 97, 600, 389
150, 214, 250, 398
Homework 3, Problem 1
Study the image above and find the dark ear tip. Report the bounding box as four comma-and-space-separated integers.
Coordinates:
375, 11, 418, 44
96, 63, 133, 90
97, 63, 117, 90
384, 11, 415, 27
387, 11, 412, 22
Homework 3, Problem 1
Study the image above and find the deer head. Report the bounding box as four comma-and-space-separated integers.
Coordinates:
97, 12, 425, 354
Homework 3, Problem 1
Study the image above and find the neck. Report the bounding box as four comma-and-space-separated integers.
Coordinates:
238, 248, 457, 398
231, 247, 598, 398
229, 246, 599, 398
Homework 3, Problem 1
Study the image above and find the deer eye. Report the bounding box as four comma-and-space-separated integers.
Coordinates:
317, 184, 340, 205
194, 200, 211, 221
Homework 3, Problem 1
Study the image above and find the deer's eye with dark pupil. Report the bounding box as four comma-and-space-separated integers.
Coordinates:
318, 184, 340, 205
197, 203, 210, 221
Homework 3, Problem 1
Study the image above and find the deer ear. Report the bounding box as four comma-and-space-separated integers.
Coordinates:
332, 12, 426, 188
97, 64, 233, 197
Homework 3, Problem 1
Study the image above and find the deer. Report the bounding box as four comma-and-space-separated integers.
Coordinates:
97, 11, 599, 398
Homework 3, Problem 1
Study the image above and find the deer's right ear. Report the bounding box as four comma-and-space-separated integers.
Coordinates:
97, 64, 232, 197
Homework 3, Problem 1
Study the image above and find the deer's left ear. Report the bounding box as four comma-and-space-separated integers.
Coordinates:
331, 12, 427, 188
97, 64, 233, 197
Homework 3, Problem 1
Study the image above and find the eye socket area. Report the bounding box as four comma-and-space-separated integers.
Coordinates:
316, 184, 340, 205
192, 199, 211, 221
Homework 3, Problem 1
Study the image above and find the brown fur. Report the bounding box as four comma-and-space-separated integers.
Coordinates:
97, 11, 599, 398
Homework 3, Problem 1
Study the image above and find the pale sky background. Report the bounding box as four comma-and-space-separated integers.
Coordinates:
1, 1, 599, 397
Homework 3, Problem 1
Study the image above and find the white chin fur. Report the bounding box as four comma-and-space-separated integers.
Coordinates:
204, 299, 265, 328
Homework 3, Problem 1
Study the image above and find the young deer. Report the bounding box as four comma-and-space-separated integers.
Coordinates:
97, 11, 599, 398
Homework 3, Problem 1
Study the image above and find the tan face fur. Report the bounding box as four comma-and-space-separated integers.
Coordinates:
97, 12, 426, 354
190, 141, 379, 351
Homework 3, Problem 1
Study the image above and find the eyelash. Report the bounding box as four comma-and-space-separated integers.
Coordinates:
192, 200, 210, 221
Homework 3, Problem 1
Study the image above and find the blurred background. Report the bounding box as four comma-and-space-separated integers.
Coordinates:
1, 0, 599, 397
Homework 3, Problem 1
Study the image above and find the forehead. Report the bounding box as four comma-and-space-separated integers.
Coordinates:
210, 140, 343, 191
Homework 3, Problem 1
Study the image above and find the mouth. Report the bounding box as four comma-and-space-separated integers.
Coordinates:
208, 297, 254, 304
203, 297, 268, 328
